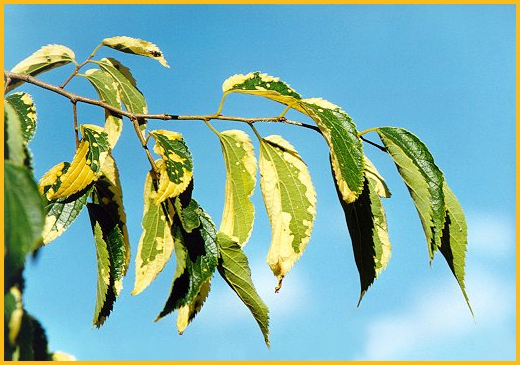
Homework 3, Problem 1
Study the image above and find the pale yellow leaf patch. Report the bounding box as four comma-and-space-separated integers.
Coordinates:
102, 36, 169, 68
11, 44, 75, 74
364, 156, 391, 198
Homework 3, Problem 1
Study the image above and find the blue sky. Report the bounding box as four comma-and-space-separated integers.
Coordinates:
4, 4, 516, 361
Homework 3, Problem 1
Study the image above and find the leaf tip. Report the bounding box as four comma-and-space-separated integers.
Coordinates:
357, 290, 366, 307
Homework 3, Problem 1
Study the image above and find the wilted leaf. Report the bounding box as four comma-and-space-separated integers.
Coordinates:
377, 127, 445, 260
217, 130, 257, 246
217, 232, 270, 346
156, 208, 218, 321
83, 69, 123, 148
150, 130, 193, 204
7, 44, 75, 93
102, 36, 169, 68
132, 172, 174, 295
259, 135, 317, 290
5, 92, 37, 143
4, 162, 45, 283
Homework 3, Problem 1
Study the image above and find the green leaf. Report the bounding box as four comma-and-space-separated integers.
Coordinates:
83, 69, 123, 148
258, 135, 317, 290
89, 220, 116, 328
39, 124, 110, 200
156, 208, 218, 321
102, 36, 169, 68
176, 278, 211, 335
217, 130, 257, 246
98, 58, 148, 117
132, 172, 175, 295
298, 99, 365, 203
12, 311, 50, 361
4, 99, 26, 167
41, 185, 93, 245
150, 130, 194, 204
217, 231, 270, 347
364, 156, 391, 198
4, 286, 23, 354
174, 194, 201, 233
377, 127, 445, 260
5, 92, 37, 143
4, 162, 44, 283
339, 173, 391, 305
439, 183, 473, 315
7, 44, 75, 93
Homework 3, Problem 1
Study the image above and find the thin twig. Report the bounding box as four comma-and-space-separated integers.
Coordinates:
60, 43, 102, 89
72, 101, 79, 148
360, 136, 387, 152
4, 76, 11, 94
130, 117, 157, 171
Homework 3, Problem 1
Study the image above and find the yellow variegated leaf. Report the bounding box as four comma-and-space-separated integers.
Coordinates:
218, 130, 257, 246
363, 156, 391, 198
41, 125, 110, 200
176, 279, 211, 335
259, 135, 317, 290
150, 130, 194, 204
102, 36, 169, 68
132, 172, 175, 295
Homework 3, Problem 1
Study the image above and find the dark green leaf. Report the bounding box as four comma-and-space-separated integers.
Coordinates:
4, 99, 25, 166
5, 92, 37, 143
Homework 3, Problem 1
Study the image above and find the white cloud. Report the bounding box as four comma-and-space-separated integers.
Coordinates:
355, 269, 515, 360
466, 211, 515, 258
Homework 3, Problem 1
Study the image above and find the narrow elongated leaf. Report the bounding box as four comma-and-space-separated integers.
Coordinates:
6, 92, 37, 143
7, 44, 75, 93
217, 130, 257, 246
299, 99, 365, 203
217, 232, 270, 346
40, 124, 110, 200
339, 173, 391, 305
222, 72, 364, 203
440, 183, 472, 315
41, 185, 93, 245
176, 278, 211, 335
98, 58, 148, 116
259, 135, 317, 290
83, 69, 123, 148
89, 221, 115, 327
102, 36, 169, 68
4, 162, 45, 282
132, 172, 175, 295
364, 156, 391, 198
104, 58, 138, 86
377, 127, 445, 259
156, 208, 218, 320
4, 100, 25, 167
150, 130, 194, 204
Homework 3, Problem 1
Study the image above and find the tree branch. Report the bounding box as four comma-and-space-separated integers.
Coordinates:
4, 70, 322, 133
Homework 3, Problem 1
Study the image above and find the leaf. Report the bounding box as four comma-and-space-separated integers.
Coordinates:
174, 194, 201, 233
150, 130, 194, 204
4, 99, 26, 167
4, 162, 45, 283
439, 183, 473, 315
41, 185, 93, 245
258, 135, 317, 290
7, 44, 75, 93
40, 124, 110, 200
339, 173, 391, 305
102, 36, 169, 68
83, 69, 123, 148
216, 231, 270, 347
98, 58, 148, 116
104, 57, 138, 86
89, 220, 116, 327
12, 311, 50, 361
132, 172, 175, 295
156, 208, 218, 321
4, 286, 23, 348
176, 278, 211, 335
363, 156, 391, 198
217, 130, 257, 246
377, 127, 445, 260
298, 98, 365, 203
5, 92, 37, 143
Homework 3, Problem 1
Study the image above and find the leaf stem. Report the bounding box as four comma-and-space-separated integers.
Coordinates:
130, 117, 157, 171
71, 101, 79, 148
357, 127, 379, 137
59, 43, 103, 89
203, 119, 220, 136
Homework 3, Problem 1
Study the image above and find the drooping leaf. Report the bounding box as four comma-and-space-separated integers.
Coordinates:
41, 185, 93, 245
377, 127, 445, 260
12, 311, 50, 361
102, 36, 169, 68
339, 173, 391, 305
174, 195, 201, 233
217, 130, 257, 246
5, 92, 37, 143
132, 172, 175, 295
150, 130, 194, 204
216, 231, 270, 347
7, 44, 75, 93
4, 99, 25, 167
258, 135, 317, 291
83, 69, 123, 148
4, 162, 45, 283
176, 278, 211, 335
363, 156, 391, 198
98, 58, 148, 116
104, 58, 138, 87
40, 124, 110, 200
298, 98, 365, 203
156, 208, 218, 321
89, 220, 115, 327
439, 183, 473, 315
